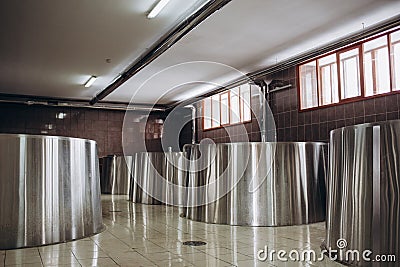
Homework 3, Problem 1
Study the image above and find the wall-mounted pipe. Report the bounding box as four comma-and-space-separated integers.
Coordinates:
89, 0, 232, 105
253, 80, 268, 142
185, 105, 197, 144
268, 84, 292, 93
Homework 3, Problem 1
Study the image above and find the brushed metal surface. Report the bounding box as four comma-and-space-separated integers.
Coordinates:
129, 152, 187, 205
184, 142, 328, 226
100, 156, 132, 195
0, 134, 104, 250
130, 152, 164, 205
325, 120, 400, 266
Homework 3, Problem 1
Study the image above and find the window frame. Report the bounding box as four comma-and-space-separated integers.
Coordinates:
202, 85, 252, 131
317, 53, 339, 106
299, 60, 319, 109
297, 28, 400, 111
389, 32, 400, 91
363, 36, 391, 96
220, 91, 231, 126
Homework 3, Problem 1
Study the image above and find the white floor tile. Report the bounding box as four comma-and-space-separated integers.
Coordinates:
41, 255, 79, 266
5, 255, 42, 265
78, 257, 118, 266
1, 195, 336, 267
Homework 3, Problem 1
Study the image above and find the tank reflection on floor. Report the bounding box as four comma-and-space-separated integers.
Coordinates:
0, 195, 343, 267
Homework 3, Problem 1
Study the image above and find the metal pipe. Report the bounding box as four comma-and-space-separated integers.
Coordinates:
0, 94, 166, 111
254, 80, 267, 142
89, 0, 232, 105
185, 105, 197, 144
268, 84, 292, 93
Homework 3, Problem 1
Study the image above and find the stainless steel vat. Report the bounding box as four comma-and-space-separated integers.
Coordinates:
184, 142, 328, 226
100, 156, 132, 195
129, 152, 187, 205
130, 152, 164, 205
325, 121, 400, 266
0, 134, 104, 250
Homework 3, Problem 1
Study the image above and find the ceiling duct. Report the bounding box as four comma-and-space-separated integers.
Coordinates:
89, 0, 232, 105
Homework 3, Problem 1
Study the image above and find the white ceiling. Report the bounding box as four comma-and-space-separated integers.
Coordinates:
1, 0, 400, 105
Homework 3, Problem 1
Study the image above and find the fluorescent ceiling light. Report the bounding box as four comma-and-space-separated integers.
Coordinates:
84, 76, 97, 88
147, 0, 171, 19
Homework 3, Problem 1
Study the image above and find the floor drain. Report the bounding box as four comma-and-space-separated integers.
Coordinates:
108, 210, 122, 213
183, 241, 207, 246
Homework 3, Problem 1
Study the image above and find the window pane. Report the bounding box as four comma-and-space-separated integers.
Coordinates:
211, 95, 220, 128
339, 48, 361, 99
363, 36, 390, 96
318, 54, 339, 105
299, 61, 318, 109
230, 87, 240, 124
203, 98, 212, 129
240, 84, 251, 122
390, 30, 400, 91
220, 92, 229, 125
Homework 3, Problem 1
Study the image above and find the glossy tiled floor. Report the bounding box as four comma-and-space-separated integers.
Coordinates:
0, 195, 343, 267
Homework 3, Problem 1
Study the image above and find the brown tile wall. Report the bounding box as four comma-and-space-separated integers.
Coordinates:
268, 66, 400, 142
195, 66, 400, 143
0, 103, 166, 157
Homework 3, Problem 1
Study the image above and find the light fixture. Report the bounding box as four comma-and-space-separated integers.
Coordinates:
56, 112, 67, 120
84, 76, 97, 88
45, 124, 54, 130
147, 0, 171, 19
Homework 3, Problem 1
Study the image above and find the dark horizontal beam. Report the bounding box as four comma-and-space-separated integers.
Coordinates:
89, 0, 232, 105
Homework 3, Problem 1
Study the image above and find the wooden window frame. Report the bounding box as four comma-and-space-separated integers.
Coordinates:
202, 86, 253, 131
363, 37, 391, 96
220, 91, 231, 126
239, 85, 252, 123
337, 45, 363, 101
318, 54, 339, 106
299, 60, 319, 109
389, 33, 400, 91
298, 28, 400, 112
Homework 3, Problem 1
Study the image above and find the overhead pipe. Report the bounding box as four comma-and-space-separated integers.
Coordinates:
89, 0, 232, 105
0, 94, 165, 111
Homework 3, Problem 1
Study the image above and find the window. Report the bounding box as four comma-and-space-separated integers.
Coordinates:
202, 85, 252, 130
203, 97, 212, 129
298, 28, 400, 110
390, 31, 400, 91
230, 87, 240, 124
211, 95, 220, 128
299, 61, 318, 109
363, 36, 390, 96
318, 54, 339, 105
240, 84, 251, 122
220, 92, 229, 125
339, 47, 361, 99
